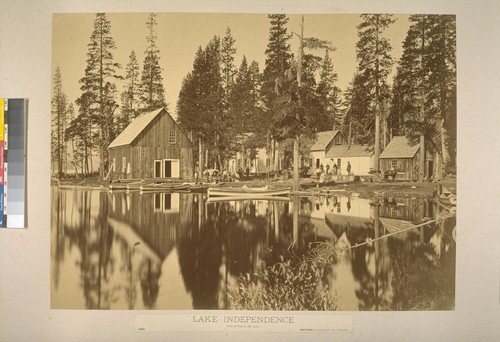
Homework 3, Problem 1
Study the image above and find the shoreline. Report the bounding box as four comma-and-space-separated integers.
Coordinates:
52, 176, 456, 199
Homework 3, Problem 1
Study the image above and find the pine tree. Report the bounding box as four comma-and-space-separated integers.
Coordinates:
343, 72, 372, 145
248, 60, 262, 104
353, 14, 395, 169
177, 37, 224, 170
76, 13, 121, 179
140, 13, 167, 112
220, 27, 237, 98
427, 15, 456, 172
118, 50, 140, 131
51, 66, 69, 177
70, 92, 94, 175
393, 14, 456, 176
262, 14, 293, 170
316, 50, 343, 130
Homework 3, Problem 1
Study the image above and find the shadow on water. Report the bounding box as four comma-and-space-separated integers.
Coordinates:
51, 188, 456, 310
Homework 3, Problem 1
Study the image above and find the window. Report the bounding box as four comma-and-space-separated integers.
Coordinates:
121, 157, 126, 173
112, 158, 116, 172
392, 159, 398, 169
337, 158, 341, 174
169, 130, 176, 144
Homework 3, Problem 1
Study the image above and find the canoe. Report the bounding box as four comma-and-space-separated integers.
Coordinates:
208, 185, 290, 198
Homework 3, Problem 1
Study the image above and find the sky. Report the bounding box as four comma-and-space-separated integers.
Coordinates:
52, 13, 411, 118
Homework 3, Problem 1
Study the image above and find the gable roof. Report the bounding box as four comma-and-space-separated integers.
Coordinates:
310, 130, 340, 151
325, 144, 374, 158
379, 136, 419, 159
108, 108, 164, 149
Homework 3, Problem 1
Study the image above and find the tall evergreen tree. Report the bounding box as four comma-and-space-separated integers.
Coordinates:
77, 13, 121, 179
427, 15, 456, 171
262, 14, 293, 170
262, 14, 293, 109
220, 27, 237, 98
118, 50, 140, 131
69, 92, 94, 175
392, 14, 456, 176
140, 13, 167, 112
352, 14, 395, 168
177, 37, 225, 170
51, 66, 69, 177
316, 49, 343, 130
248, 60, 262, 105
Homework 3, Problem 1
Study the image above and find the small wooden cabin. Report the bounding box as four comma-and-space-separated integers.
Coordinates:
108, 108, 193, 180
379, 136, 440, 181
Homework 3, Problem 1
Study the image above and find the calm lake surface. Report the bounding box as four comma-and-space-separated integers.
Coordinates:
51, 188, 455, 311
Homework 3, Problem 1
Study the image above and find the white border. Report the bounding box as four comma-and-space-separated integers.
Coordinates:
1, 0, 499, 340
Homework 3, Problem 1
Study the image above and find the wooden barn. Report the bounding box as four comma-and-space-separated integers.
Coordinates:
108, 108, 193, 180
379, 136, 441, 181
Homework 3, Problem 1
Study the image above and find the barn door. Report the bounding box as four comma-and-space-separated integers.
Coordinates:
164, 160, 172, 177
163, 159, 180, 178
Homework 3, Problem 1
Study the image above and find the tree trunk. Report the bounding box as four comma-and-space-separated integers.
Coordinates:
273, 140, 279, 171
440, 118, 449, 174
292, 15, 304, 191
348, 121, 352, 146
198, 137, 203, 177
375, 109, 380, 172
420, 135, 425, 181
293, 138, 299, 190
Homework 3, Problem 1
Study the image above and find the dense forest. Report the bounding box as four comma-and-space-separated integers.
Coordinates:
51, 13, 456, 180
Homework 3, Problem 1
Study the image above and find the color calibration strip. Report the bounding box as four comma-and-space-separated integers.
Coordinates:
0, 99, 27, 228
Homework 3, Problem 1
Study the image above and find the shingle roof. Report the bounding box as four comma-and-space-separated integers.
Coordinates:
325, 144, 374, 158
379, 136, 419, 159
310, 130, 339, 151
108, 108, 164, 148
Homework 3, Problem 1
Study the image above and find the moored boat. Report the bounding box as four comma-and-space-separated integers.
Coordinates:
208, 185, 290, 198
207, 195, 291, 203
139, 183, 190, 193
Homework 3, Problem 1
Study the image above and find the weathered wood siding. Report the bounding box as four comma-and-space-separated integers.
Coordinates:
379, 156, 419, 180
379, 142, 439, 181
109, 110, 193, 179
108, 192, 194, 260
331, 133, 347, 146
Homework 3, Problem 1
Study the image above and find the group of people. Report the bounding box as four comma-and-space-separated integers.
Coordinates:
315, 161, 351, 180
194, 165, 253, 184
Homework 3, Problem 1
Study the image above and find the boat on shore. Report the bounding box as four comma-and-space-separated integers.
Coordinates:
139, 183, 190, 193
208, 185, 290, 198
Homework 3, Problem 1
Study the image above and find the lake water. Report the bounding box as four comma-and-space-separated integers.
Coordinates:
51, 188, 456, 311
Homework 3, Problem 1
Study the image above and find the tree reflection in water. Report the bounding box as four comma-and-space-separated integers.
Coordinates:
51, 189, 456, 310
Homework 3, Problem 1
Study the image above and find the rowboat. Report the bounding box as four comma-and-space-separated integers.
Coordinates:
207, 185, 290, 198
139, 184, 190, 192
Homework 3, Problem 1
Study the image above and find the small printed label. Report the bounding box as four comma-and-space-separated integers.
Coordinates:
135, 312, 352, 333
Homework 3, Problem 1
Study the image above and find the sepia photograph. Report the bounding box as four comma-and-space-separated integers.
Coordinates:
50, 12, 456, 311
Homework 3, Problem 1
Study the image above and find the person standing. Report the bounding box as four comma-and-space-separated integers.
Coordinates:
347, 161, 351, 175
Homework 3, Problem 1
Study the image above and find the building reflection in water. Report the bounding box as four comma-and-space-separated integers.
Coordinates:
51, 188, 455, 311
